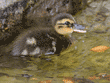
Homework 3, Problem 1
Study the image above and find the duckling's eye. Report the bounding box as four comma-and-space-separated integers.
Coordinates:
71, 23, 74, 27
64, 21, 70, 25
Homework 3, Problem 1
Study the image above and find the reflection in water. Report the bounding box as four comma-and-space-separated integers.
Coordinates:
0, 55, 30, 69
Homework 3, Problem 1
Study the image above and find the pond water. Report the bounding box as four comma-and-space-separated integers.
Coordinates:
0, 31, 110, 83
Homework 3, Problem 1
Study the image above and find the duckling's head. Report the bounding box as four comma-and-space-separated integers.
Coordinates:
52, 13, 86, 35
52, 13, 75, 35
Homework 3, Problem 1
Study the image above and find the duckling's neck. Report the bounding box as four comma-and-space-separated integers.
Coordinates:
63, 33, 72, 38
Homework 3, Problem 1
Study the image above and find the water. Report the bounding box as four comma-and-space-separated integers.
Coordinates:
0, 31, 110, 83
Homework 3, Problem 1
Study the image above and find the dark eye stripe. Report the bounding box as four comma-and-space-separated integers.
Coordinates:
57, 23, 65, 25
58, 26, 63, 28
57, 21, 74, 27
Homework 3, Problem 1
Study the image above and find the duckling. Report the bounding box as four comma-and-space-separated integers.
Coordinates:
10, 27, 71, 56
6, 13, 86, 56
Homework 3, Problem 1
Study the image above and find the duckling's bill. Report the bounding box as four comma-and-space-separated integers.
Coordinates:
73, 24, 87, 33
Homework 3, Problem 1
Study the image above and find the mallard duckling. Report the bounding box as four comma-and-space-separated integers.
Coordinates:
7, 13, 86, 56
